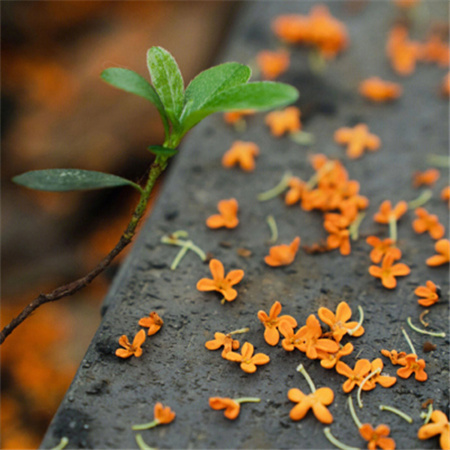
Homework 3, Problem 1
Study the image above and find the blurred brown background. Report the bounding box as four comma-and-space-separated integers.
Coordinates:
1, 2, 237, 448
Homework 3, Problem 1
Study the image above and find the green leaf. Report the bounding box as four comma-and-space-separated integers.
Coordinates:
13, 169, 142, 192
147, 47, 184, 124
182, 81, 299, 131
100, 68, 169, 134
147, 145, 178, 157
182, 62, 251, 119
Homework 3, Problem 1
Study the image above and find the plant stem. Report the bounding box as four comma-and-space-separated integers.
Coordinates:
0, 150, 175, 345
266, 215, 278, 244
171, 244, 190, 270
132, 419, 160, 431
427, 154, 449, 168
347, 306, 364, 336
234, 397, 260, 404
379, 404, 413, 423
347, 396, 362, 429
389, 216, 397, 243
401, 327, 416, 355
408, 190, 432, 210
50, 437, 69, 450
323, 428, 360, 450
257, 172, 292, 202
349, 213, 365, 241
229, 327, 250, 335
296, 364, 316, 393
135, 434, 157, 450
357, 368, 381, 408
421, 403, 433, 424
407, 317, 445, 338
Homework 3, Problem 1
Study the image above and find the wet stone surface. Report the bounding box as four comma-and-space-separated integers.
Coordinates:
42, 2, 449, 449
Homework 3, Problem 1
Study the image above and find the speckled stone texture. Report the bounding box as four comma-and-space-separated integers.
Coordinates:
41, 1, 449, 449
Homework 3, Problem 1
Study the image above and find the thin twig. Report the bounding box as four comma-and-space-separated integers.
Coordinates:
0, 157, 169, 345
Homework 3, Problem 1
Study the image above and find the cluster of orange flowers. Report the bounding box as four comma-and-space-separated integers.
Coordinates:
115, 311, 163, 358
387, 25, 449, 76
272, 5, 349, 59
381, 349, 428, 381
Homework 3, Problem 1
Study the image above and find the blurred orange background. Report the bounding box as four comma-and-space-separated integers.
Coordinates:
1, 2, 237, 448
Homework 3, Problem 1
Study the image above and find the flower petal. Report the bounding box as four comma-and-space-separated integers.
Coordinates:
206, 214, 226, 229
196, 278, 218, 292
225, 269, 244, 286
314, 387, 334, 405
209, 259, 225, 280
311, 402, 333, 424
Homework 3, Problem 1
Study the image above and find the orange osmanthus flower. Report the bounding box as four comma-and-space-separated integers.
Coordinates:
154, 402, 176, 424
369, 358, 397, 388
334, 124, 381, 159
441, 185, 450, 206
415, 280, 440, 307
196, 258, 244, 302
374, 200, 408, 224
138, 312, 163, 336
359, 77, 402, 102
256, 49, 290, 80
324, 220, 351, 256
223, 109, 255, 124
386, 25, 421, 76
318, 342, 354, 370
442, 73, 450, 98
369, 253, 411, 289
205, 332, 240, 358
257, 301, 298, 346
418, 410, 450, 450
396, 353, 428, 381
285, 177, 306, 205
265, 106, 301, 137
222, 141, 260, 172
318, 301, 364, 342
413, 208, 445, 240
336, 359, 372, 393
225, 342, 270, 373
272, 14, 311, 44
366, 236, 401, 264
288, 387, 334, 424
209, 397, 240, 420
115, 329, 146, 359
426, 239, 450, 266
206, 199, 239, 229
264, 236, 301, 267
420, 34, 450, 67
279, 322, 306, 352
359, 423, 396, 450
380, 349, 407, 365
413, 169, 440, 187
295, 314, 339, 359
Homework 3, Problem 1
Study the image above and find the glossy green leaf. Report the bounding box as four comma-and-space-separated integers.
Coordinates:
182, 62, 251, 119
181, 81, 299, 131
147, 47, 184, 124
13, 169, 142, 192
100, 68, 169, 133
147, 145, 178, 157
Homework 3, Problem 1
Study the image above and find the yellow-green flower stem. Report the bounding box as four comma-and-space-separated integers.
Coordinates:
257, 172, 292, 202
266, 215, 278, 244
50, 437, 69, 450
290, 131, 315, 146
323, 427, 360, 450
379, 404, 413, 423
357, 368, 381, 408
427, 154, 450, 168
419, 309, 430, 327
132, 419, 160, 431
347, 396, 363, 429
407, 317, 446, 338
296, 364, 316, 393
234, 120, 247, 133
135, 434, 157, 450
420, 403, 434, 424
233, 397, 261, 404
161, 231, 207, 269
229, 327, 250, 335
347, 306, 364, 336
388, 215, 397, 243
308, 49, 327, 75
401, 327, 417, 355
408, 189, 433, 210
306, 161, 335, 190
349, 213, 366, 241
